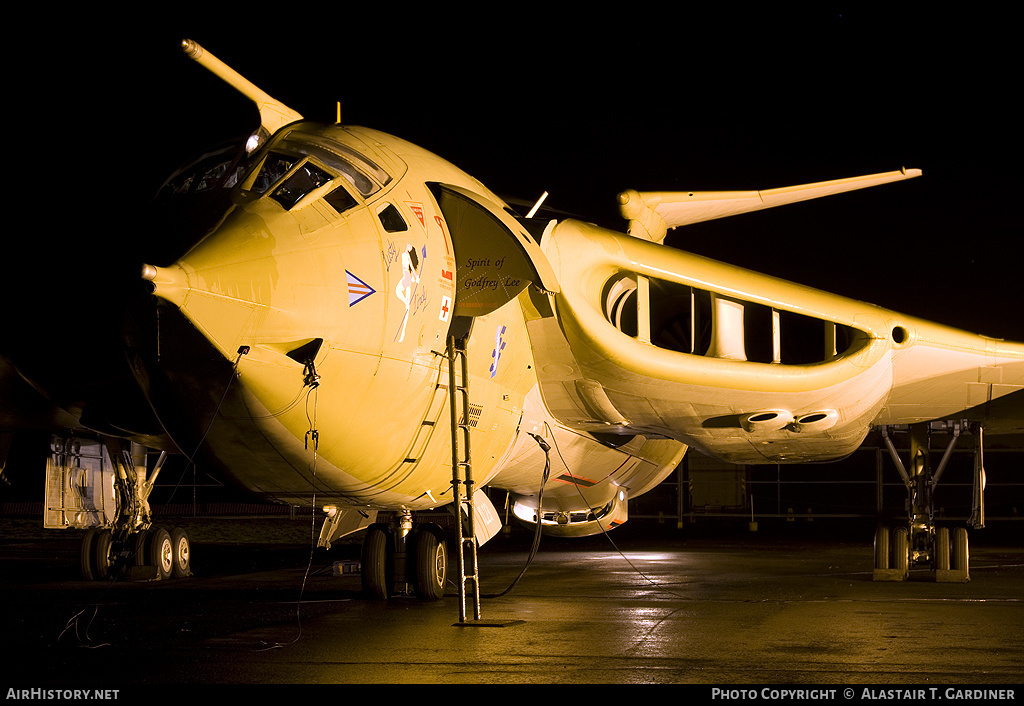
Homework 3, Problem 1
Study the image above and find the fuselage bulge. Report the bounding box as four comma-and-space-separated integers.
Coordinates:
134, 44, 1023, 543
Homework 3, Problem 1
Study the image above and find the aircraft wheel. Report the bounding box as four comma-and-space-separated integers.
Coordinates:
414, 529, 447, 601
952, 527, 969, 572
873, 526, 890, 570
133, 530, 151, 567
150, 527, 174, 580
171, 527, 192, 578
93, 530, 116, 580
80, 529, 99, 581
361, 524, 392, 600
935, 527, 950, 571
892, 527, 910, 578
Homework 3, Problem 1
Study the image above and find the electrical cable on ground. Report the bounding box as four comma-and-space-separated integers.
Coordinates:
258, 362, 320, 651
482, 432, 552, 598
547, 425, 691, 600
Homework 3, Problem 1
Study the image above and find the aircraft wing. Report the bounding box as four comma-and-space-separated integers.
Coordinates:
527, 203, 1023, 465
618, 169, 922, 243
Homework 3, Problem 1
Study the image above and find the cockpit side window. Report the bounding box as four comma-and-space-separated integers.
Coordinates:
377, 203, 408, 233
251, 152, 298, 194
271, 162, 332, 209
324, 185, 358, 214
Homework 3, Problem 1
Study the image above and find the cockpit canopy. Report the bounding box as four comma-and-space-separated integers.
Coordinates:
157, 122, 396, 217
239, 123, 394, 213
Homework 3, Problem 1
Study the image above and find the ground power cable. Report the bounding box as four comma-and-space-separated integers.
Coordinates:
257, 362, 321, 651
481, 432, 552, 599
151, 348, 248, 514
547, 424, 692, 601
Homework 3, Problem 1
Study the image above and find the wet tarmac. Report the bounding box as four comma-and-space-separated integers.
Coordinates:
1, 517, 1022, 692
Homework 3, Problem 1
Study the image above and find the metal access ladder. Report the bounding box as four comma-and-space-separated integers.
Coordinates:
447, 335, 481, 623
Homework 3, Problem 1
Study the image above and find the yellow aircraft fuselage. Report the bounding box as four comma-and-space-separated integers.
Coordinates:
141, 120, 684, 531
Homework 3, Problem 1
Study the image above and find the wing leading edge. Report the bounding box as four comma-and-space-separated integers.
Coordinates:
618, 168, 922, 243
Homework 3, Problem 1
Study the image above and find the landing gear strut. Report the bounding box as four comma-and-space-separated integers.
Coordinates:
873, 421, 983, 582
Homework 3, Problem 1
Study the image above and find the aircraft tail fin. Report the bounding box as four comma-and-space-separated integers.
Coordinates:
181, 39, 304, 140
618, 168, 922, 243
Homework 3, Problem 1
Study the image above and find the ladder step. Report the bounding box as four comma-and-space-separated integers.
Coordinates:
447, 334, 481, 623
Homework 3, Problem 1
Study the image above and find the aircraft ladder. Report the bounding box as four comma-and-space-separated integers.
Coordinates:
447, 335, 481, 623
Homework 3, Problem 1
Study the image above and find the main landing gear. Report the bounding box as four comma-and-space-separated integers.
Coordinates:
44, 435, 192, 583
359, 511, 449, 601
873, 421, 984, 582
79, 526, 192, 582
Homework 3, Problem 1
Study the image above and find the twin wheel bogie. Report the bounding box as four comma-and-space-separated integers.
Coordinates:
360, 522, 450, 601
80, 526, 192, 582
873, 524, 969, 582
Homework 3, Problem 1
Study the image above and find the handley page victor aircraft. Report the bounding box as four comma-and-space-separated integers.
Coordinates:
3, 41, 1022, 618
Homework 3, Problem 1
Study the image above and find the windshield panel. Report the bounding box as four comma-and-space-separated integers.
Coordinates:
251, 152, 298, 194
272, 163, 333, 209
318, 137, 393, 188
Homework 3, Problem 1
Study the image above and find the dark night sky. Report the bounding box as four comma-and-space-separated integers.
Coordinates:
11, 6, 1022, 342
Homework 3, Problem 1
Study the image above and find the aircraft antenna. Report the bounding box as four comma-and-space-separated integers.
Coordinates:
526, 191, 549, 219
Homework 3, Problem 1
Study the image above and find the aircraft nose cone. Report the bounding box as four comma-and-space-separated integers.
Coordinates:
139, 257, 266, 362
140, 263, 188, 306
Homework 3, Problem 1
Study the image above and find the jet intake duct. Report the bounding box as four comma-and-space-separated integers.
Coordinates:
533, 218, 899, 463
539, 218, 890, 394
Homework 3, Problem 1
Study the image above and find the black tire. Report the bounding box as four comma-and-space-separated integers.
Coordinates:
80, 529, 98, 581
414, 529, 447, 601
94, 530, 115, 580
952, 527, 969, 572
361, 524, 392, 600
171, 527, 191, 578
150, 527, 173, 580
133, 530, 151, 567
873, 526, 890, 570
935, 527, 950, 571
892, 527, 910, 578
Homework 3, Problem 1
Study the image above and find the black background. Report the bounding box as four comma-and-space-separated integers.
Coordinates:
8, 6, 1022, 346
